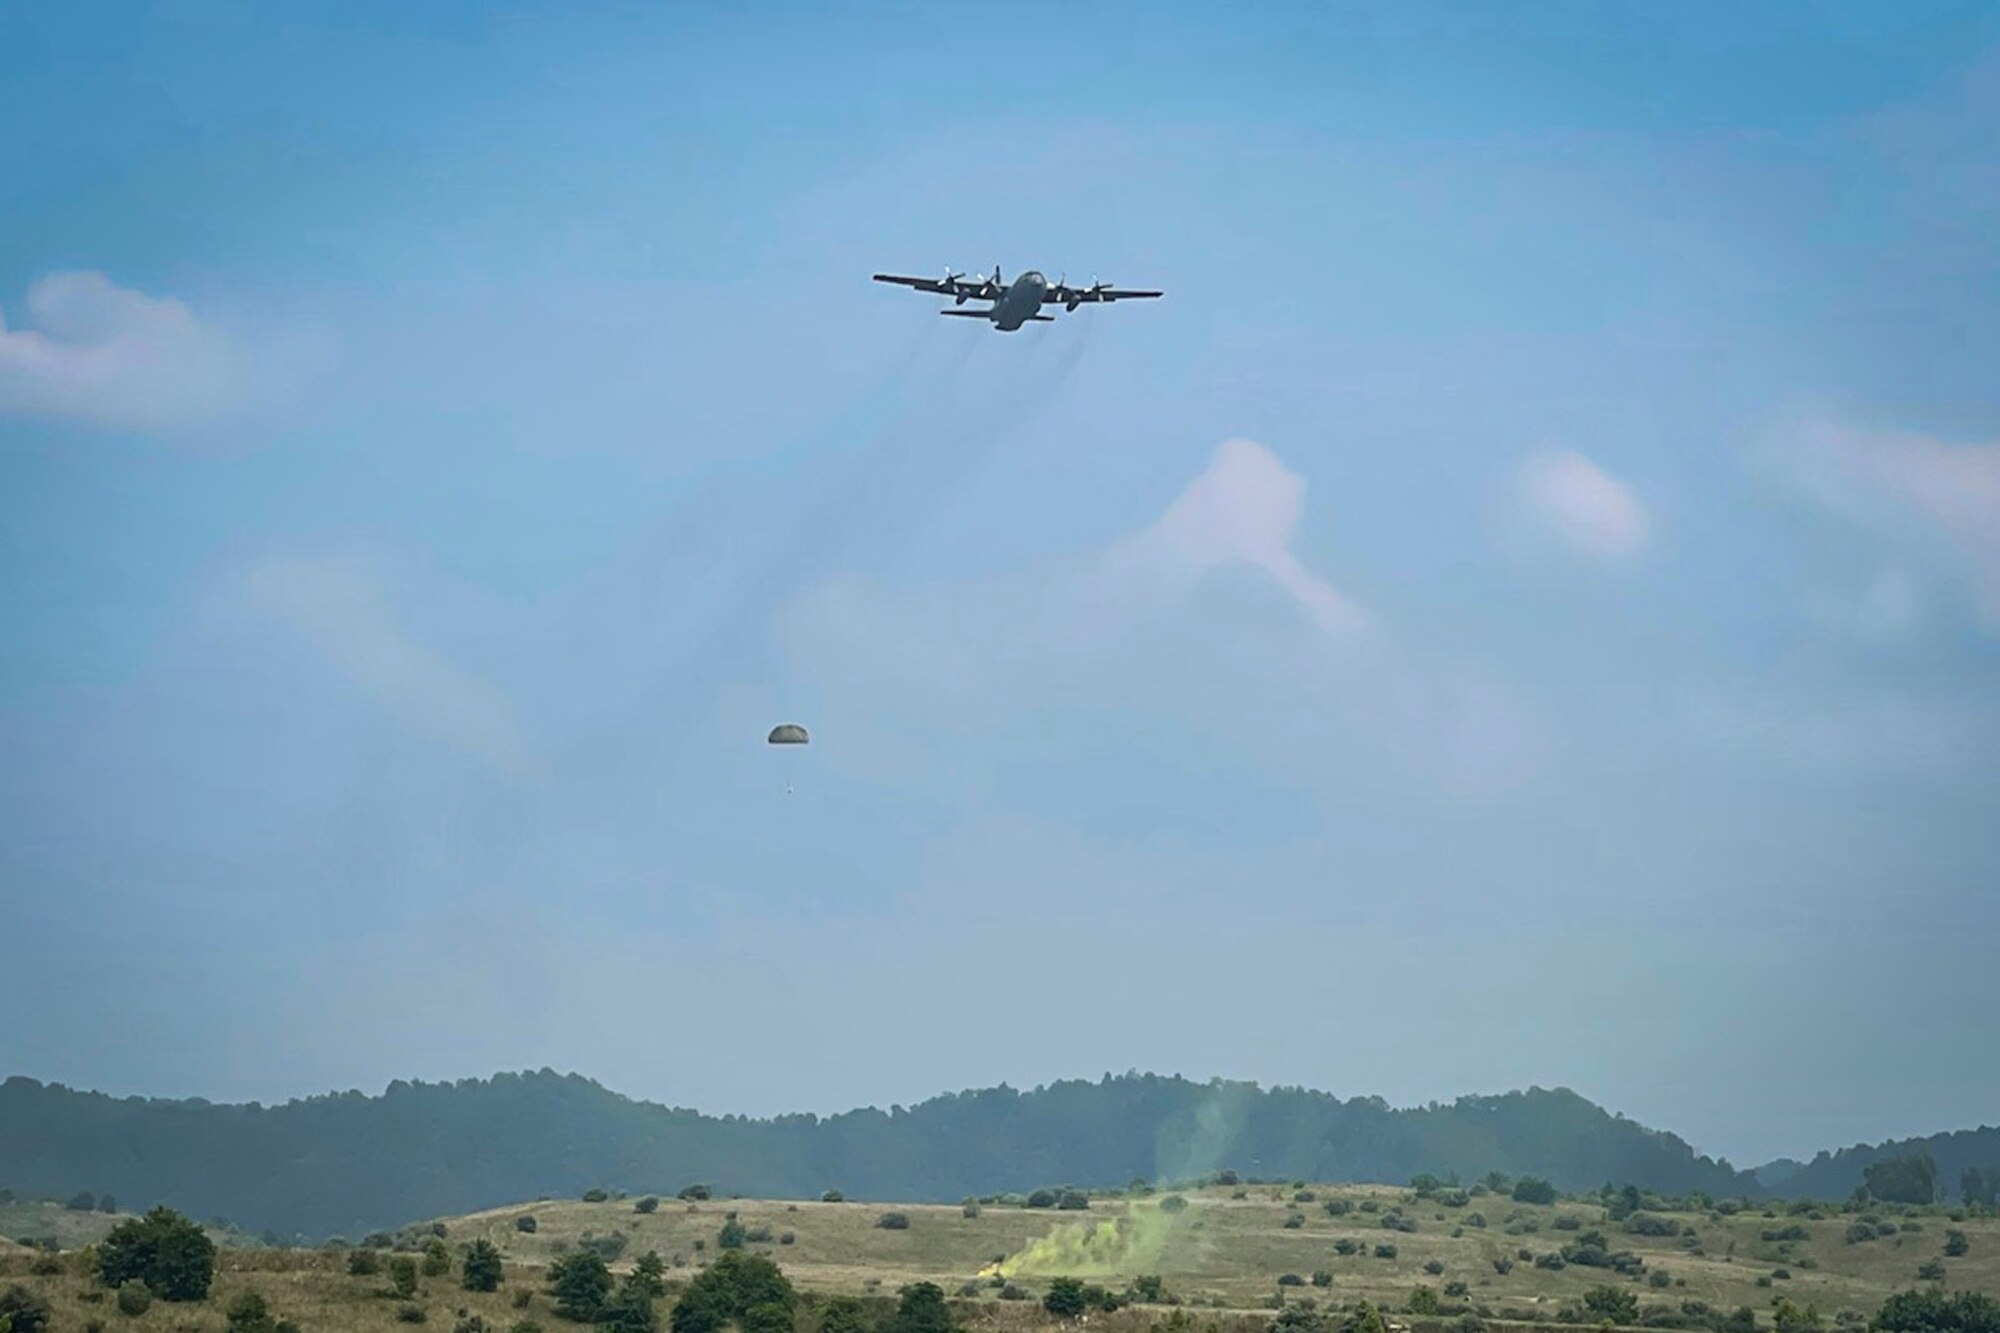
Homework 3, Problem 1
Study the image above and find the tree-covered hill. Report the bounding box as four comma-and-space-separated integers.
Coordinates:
1777, 1125, 2000, 1204
1, 1070, 1759, 1241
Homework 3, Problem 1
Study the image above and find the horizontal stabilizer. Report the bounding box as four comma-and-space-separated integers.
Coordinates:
939, 309, 992, 319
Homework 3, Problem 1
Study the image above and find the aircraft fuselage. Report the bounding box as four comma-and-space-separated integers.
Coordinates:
989, 270, 1048, 331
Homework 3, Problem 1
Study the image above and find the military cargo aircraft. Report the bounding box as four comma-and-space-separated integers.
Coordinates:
872, 266, 1162, 331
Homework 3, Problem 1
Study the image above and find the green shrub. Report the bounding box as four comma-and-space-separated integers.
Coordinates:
820, 1191, 843, 1204
1045, 1278, 1088, 1319
351, 1249, 384, 1276
1945, 1231, 1969, 1257
1444, 1282, 1468, 1299
97, 1206, 218, 1302
1651, 1270, 1673, 1289
1916, 1260, 1947, 1282
1278, 1274, 1305, 1287
116, 1282, 153, 1317
1160, 1195, 1189, 1214
1058, 1191, 1091, 1211
1511, 1178, 1557, 1206
1423, 1260, 1444, 1275
1373, 1244, 1397, 1260
678, 1186, 712, 1202
1553, 1215, 1582, 1232
635, 1198, 660, 1215
423, 1239, 452, 1277
1324, 1200, 1354, 1218
718, 1220, 748, 1251
1583, 1286, 1639, 1325
1284, 1215, 1305, 1230
1492, 1258, 1513, 1276
1334, 1240, 1359, 1256
391, 1256, 421, 1299
1, 1286, 54, 1333
581, 1189, 609, 1204
398, 1304, 428, 1324
1408, 1287, 1441, 1316
875, 1213, 910, 1231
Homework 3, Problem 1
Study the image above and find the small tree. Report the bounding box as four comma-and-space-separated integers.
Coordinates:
820, 1191, 844, 1204
97, 1207, 218, 1302
1872, 1288, 2000, 1333
1057, 1191, 1090, 1211
598, 1279, 657, 1333
1945, 1231, 1970, 1258
875, 1213, 910, 1231
518, 1217, 539, 1234
99, 1195, 119, 1214
629, 1253, 665, 1300
718, 1219, 748, 1251
635, 1198, 660, 1215
350, 1249, 384, 1276
391, 1257, 421, 1300
889, 1282, 954, 1333
817, 1298, 869, 1333
69, 1191, 98, 1211
463, 1240, 504, 1292
1864, 1156, 1939, 1207
1160, 1195, 1189, 1214
548, 1253, 612, 1323
1340, 1302, 1388, 1333
677, 1185, 712, 1203
1511, 1178, 1557, 1206
1026, 1190, 1058, 1209
583, 1189, 609, 1203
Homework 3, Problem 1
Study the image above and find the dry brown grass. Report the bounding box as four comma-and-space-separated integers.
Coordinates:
0, 1184, 1991, 1333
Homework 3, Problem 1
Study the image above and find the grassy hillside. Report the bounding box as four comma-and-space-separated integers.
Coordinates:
0, 1181, 1991, 1333
430, 1182, 1997, 1316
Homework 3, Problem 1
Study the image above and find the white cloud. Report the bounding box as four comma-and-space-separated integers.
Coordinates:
1778, 419, 2000, 631
1133, 437, 1371, 633
0, 271, 246, 430
245, 553, 539, 780
1513, 449, 1651, 559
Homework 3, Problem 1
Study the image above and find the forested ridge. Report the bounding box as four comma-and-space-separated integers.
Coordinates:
0, 1070, 1969, 1242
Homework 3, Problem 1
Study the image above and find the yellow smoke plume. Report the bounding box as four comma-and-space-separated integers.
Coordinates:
979, 1204, 1179, 1280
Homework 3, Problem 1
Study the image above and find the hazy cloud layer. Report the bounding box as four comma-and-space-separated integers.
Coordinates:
1514, 449, 1651, 559
1778, 418, 2000, 631
0, 271, 247, 430
784, 438, 1553, 802
245, 553, 539, 780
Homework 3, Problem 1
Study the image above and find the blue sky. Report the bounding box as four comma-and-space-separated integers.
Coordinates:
3, 1, 1998, 1170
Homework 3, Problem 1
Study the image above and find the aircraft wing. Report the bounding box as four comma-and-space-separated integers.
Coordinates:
1043, 285, 1163, 305
873, 273, 967, 297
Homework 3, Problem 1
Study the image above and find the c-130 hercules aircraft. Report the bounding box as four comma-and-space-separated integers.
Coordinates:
872, 266, 1162, 331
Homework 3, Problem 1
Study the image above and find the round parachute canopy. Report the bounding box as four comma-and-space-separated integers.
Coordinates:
767, 723, 810, 745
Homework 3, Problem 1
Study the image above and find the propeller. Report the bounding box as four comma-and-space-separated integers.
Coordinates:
939, 268, 968, 303
979, 265, 1003, 299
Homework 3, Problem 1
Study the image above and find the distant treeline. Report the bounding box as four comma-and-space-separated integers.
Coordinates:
0, 1070, 1991, 1241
